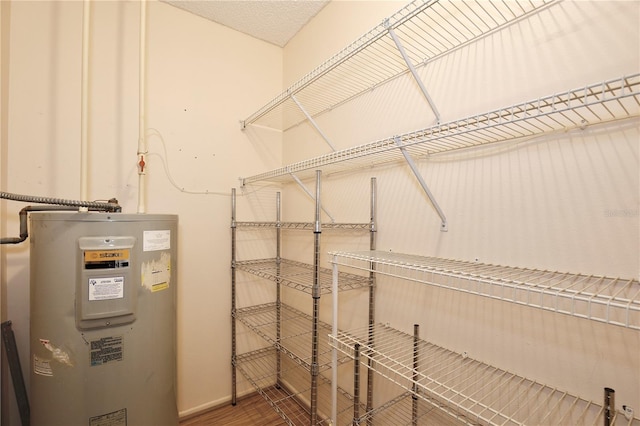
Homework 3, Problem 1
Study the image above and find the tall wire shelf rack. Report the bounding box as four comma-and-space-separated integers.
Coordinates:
231, 174, 377, 425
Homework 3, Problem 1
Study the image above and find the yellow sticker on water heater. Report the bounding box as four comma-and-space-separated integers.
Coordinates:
141, 252, 171, 292
85, 249, 129, 262
84, 249, 130, 269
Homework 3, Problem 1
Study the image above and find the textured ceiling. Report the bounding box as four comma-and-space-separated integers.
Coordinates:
161, 0, 330, 47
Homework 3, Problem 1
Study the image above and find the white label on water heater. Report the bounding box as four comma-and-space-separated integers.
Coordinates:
89, 408, 127, 426
88, 277, 124, 301
33, 355, 53, 377
143, 230, 171, 252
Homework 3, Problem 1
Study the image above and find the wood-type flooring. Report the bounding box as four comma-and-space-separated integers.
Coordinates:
179, 392, 288, 426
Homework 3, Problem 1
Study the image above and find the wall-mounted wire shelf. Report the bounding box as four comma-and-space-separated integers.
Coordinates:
236, 258, 370, 294
242, 74, 640, 185
236, 221, 371, 230
235, 347, 359, 426
330, 250, 640, 330
330, 324, 638, 426
241, 0, 555, 131
235, 302, 352, 372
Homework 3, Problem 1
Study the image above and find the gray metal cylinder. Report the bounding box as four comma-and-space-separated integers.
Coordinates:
29, 212, 178, 426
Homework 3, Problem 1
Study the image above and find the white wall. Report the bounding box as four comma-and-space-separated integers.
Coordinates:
241, 0, 640, 419
0, 0, 282, 422
0, 0, 11, 422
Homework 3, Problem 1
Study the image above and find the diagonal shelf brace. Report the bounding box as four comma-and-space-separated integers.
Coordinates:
291, 94, 337, 152
394, 136, 447, 231
386, 20, 441, 124
289, 171, 336, 223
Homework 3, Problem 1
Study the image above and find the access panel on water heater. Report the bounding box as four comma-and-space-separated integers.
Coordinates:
77, 236, 137, 330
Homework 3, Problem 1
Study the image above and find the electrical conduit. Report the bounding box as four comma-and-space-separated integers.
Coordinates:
0, 192, 122, 244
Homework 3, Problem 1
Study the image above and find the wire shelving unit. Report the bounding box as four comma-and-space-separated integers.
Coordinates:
242, 74, 640, 185
231, 174, 377, 425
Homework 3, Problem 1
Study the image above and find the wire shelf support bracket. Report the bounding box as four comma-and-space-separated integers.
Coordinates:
385, 19, 441, 124
394, 135, 448, 231
291, 94, 337, 152
290, 171, 336, 223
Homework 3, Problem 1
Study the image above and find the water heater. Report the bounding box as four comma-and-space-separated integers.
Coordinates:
29, 212, 179, 426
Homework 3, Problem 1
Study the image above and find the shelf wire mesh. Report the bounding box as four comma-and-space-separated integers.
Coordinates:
242, 0, 555, 131
236, 258, 370, 294
330, 324, 638, 426
236, 221, 371, 230
235, 347, 359, 426
330, 250, 640, 329
235, 302, 352, 371
235, 347, 312, 426
357, 392, 468, 425
243, 74, 640, 184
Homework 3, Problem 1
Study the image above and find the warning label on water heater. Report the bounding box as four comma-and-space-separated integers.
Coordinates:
88, 277, 124, 301
143, 230, 171, 252
89, 408, 127, 426
90, 336, 123, 366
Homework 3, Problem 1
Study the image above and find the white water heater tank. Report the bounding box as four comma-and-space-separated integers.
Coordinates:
29, 212, 178, 426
